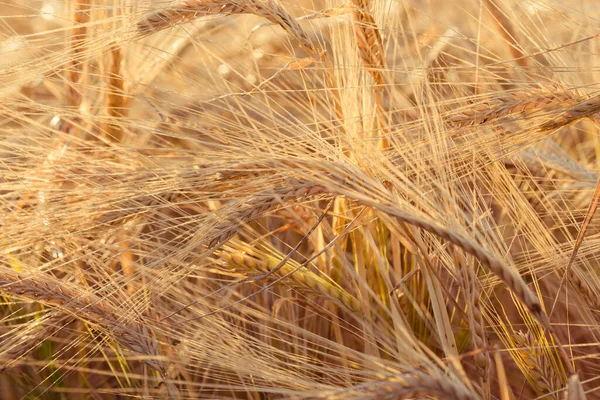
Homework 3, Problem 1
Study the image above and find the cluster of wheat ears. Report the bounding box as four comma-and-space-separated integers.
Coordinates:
1, 0, 600, 398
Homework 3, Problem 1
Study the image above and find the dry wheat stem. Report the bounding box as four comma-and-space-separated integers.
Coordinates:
67, 0, 90, 108
460, 261, 489, 383
106, 43, 127, 143
483, 0, 529, 68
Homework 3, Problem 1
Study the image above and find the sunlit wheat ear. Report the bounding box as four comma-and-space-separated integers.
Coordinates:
136, 0, 314, 52
447, 87, 577, 128
207, 183, 327, 248
219, 241, 362, 311
0, 268, 167, 376
513, 331, 564, 398
350, 0, 389, 147
538, 95, 600, 132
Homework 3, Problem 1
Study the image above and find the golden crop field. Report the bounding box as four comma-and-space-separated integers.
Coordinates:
1, 0, 600, 398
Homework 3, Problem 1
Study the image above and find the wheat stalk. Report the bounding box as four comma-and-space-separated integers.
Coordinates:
106, 43, 127, 143
459, 258, 489, 384
66, 0, 90, 111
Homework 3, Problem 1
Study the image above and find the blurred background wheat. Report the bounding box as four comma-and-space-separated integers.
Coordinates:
1, 0, 600, 398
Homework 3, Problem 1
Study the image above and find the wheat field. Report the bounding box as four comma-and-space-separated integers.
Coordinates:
1, 0, 600, 398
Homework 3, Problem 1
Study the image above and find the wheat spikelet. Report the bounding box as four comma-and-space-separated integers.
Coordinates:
220, 242, 362, 311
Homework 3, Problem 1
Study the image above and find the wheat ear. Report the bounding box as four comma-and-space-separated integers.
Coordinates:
448, 88, 576, 128
317, 372, 476, 399
0, 314, 72, 373
514, 331, 564, 398
137, 0, 314, 53
350, 0, 389, 148
0, 267, 167, 376
207, 183, 326, 248
220, 243, 362, 311
538, 94, 600, 132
